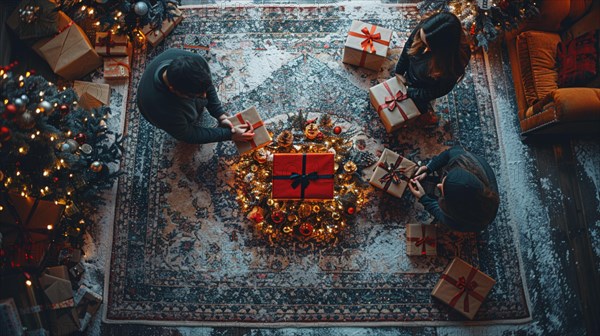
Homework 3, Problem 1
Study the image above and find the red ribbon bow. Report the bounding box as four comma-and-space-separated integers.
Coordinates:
348, 25, 390, 66
377, 81, 409, 121
97, 31, 127, 55
235, 114, 264, 148
441, 266, 485, 313
408, 225, 436, 255
378, 156, 409, 191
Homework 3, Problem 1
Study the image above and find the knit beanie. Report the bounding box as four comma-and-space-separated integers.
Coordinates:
421, 12, 462, 52
442, 168, 485, 223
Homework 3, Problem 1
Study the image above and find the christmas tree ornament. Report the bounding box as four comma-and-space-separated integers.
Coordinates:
298, 204, 312, 218
59, 104, 69, 115
133, 1, 149, 16
282, 226, 293, 234
276, 130, 293, 147
299, 223, 314, 236
20, 95, 29, 103
271, 211, 284, 224
0, 126, 12, 141
79, 144, 93, 155
477, 0, 492, 10
89, 161, 103, 173
316, 132, 325, 141
5, 104, 17, 114
18, 5, 40, 24
13, 98, 25, 111
312, 205, 321, 213
38, 100, 53, 112
253, 148, 268, 163
96, 0, 110, 3
304, 123, 319, 140
333, 126, 342, 134
343, 161, 357, 174
0, 170, 4, 181
60, 139, 79, 153
346, 207, 356, 215
319, 114, 333, 128
16, 111, 35, 129
74, 133, 87, 145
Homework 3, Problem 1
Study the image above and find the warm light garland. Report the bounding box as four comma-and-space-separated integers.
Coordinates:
234, 115, 371, 245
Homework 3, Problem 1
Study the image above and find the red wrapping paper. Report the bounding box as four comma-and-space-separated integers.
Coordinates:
272, 153, 334, 200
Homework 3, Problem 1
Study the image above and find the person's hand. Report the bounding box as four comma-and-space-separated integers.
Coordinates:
413, 166, 429, 181
231, 124, 255, 142
396, 74, 407, 84
220, 118, 234, 132
408, 179, 426, 199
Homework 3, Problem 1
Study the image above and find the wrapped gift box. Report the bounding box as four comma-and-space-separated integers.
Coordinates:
94, 31, 131, 56
406, 224, 436, 256
39, 266, 79, 336
73, 81, 110, 110
272, 153, 334, 200
31, 11, 71, 57
226, 106, 272, 154
432, 257, 496, 319
369, 149, 417, 198
74, 285, 102, 331
38, 20, 102, 80
103, 53, 132, 80
369, 76, 420, 132
0, 298, 24, 336
342, 20, 392, 71
141, 7, 183, 47
7, 0, 59, 42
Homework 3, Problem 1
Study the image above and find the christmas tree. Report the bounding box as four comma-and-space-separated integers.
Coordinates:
0, 65, 123, 269
419, 0, 539, 50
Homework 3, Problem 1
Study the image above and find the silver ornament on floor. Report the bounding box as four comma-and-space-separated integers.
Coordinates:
133, 1, 149, 16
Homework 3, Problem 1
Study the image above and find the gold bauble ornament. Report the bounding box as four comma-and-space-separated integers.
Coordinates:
89, 161, 103, 172
343, 161, 357, 174
253, 148, 268, 163
298, 204, 312, 218
304, 123, 319, 140
276, 130, 294, 147
283, 226, 293, 234
312, 205, 321, 213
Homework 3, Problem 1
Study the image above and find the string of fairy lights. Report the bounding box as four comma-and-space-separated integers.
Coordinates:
234, 115, 372, 245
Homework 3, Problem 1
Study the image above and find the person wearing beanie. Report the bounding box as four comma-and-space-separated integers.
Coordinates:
407, 146, 500, 232
137, 48, 255, 144
393, 12, 471, 123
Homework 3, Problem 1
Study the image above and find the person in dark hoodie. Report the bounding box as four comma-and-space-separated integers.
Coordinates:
137, 48, 255, 144
407, 146, 500, 232
394, 12, 471, 123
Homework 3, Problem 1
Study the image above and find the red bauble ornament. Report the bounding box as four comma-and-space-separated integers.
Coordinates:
5, 104, 17, 114
0, 126, 11, 141
299, 223, 314, 236
347, 207, 355, 215
316, 132, 324, 141
74, 133, 87, 145
271, 211, 284, 224
333, 126, 342, 134
59, 104, 70, 115
499, 0, 509, 10
53, 177, 59, 182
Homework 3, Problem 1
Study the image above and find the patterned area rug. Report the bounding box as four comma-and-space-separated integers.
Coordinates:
105, 4, 530, 326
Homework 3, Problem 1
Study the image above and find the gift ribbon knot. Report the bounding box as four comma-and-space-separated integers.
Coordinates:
290, 171, 319, 189
442, 266, 485, 313
348, 25, 390, 66
408, 225, 436, 255
378, 158, 409, 191
235, 113, 265, 149
377, 81, 410, 121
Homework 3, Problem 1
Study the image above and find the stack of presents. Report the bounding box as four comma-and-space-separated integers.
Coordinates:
0, 193, 102, 335
5, 0, 183, 111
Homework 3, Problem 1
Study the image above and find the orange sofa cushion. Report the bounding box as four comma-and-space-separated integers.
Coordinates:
517, 31, 561, 106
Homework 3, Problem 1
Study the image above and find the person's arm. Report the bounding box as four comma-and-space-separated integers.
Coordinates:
394, 26, 419, 76
406, 75, 457, 103
205, 84, 226, 119
426, 146, 465, 172
419, 195, 459, 228
158, 106, 232, 144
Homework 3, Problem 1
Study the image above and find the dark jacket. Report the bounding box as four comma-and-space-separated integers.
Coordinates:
394, 25, 469, 114
137, 48, 231, 144
419, 146, 499, 232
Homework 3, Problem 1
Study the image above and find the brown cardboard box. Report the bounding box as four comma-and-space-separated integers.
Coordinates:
227, 106, 272, 154
369, 149, 417, 198
103, 53, 132, 80
31, 11, 71, 57
94, 31, 131, 56
369, 76, 420, 132
38, 21, 102, 80
141, 7, 183, 47
432, 258, 496, 319
406, 224, 436, 256
74, 285, 102, 331
73, 81, 110, 110
342, 20, 392, 71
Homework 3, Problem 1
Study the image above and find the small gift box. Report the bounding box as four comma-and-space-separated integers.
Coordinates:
0, 298, 23, 336
369, 76, 420, 132
73, 81, 110, 110
342, 20, 392, 71
369, 149, 417, 198
406, 224, 436, 256
272, 153, 334, 200
94, 31, 131, 56
226, 106, 272, 154
38, 21, 102, 80
74, 285, 102, 331
432, 257, 496, 320
39, 266, 80, 336
103, 54, 131, 80
7, 0, 59, 41
141, 7, 183, 47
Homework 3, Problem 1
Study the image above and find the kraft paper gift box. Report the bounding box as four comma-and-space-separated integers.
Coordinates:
38, 20, 102, 80
406, 224, 437, 256
342, 20, 392, 71
0, 298, 24, 336
369, 76, 420, 132
73, 285, 102, 331
432, 257, 496, 320
369, 149, 417, 198
31, 10, 71, 57
94, 31, 131, 56
73, 80, 110, 110
227, 106, 272, 154
39, 266, 80, 336
141, 7, 184, 47
103, 53, 132, 80
272, 153, 334, 200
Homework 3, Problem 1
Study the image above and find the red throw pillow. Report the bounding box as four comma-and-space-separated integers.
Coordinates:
556, 30, 599, 87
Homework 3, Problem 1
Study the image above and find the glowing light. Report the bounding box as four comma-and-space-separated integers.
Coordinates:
47, 224, 53, 230
25, 280, 32, 286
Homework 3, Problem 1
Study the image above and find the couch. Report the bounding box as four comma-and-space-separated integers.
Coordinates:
505, 0, 600, 138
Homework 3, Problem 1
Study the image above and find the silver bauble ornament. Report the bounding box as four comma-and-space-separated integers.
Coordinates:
60, 139, 79, 153
477, 0, 492, 10
20, 95, 29, 103
38, 100, 53, 112
14, 98, 25, 110
133, 1, 149, 16
80, 143, 93, 155
16, 112, 35, 129
90, 161, 103, 172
